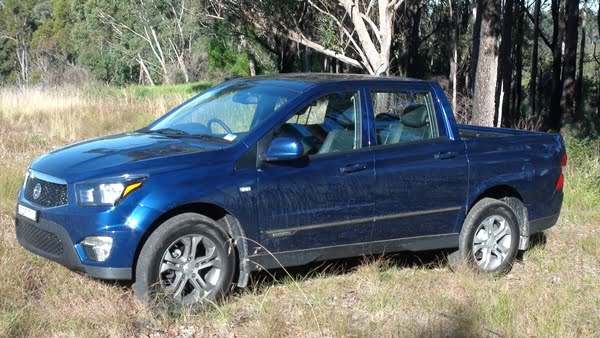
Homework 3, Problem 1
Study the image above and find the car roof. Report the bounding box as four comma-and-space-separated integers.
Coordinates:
226, 73, 428, 92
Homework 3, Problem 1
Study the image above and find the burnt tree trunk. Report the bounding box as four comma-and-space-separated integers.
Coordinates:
575, 2, 587, 121
469, 0, 484, 96
549, 0, 564, 130
405, 4, 423, 78
275, 38, 297, 73
472, 0, 501, 127
560, 0, 580, 124
529, 0, 542, 116
512, 0, 524, 125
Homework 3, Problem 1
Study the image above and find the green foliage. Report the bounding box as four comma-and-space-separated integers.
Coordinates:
316, 15, 342, 53
69, 0, 137, 85
0, 39, 15, 85
31, 0, 76, 62
126, 81, 213, 99
0, 0, 41, 84
562, 136, 600, 211
207, 25, 250, 78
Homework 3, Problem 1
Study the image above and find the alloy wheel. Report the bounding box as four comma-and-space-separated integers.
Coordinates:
159, 234, 223, 304
472, 215, 513, 271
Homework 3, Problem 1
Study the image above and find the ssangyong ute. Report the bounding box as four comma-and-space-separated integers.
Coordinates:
16, 74, 566, 305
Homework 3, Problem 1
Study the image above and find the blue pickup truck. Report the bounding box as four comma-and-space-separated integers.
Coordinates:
15, 74, 566, 305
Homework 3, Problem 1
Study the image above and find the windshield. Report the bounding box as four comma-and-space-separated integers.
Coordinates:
148, 82, 300, 143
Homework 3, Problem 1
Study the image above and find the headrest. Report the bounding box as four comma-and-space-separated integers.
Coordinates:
401, 104, 428, 128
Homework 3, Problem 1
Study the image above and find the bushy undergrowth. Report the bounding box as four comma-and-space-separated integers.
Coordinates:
0, 85, 599, 336
563, 137, 600, 211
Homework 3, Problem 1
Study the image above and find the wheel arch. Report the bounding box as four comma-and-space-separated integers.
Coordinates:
468, 184, 524, 208
133, 202, 250, 288
466, 184, 530, 250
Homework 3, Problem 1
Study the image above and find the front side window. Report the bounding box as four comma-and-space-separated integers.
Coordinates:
371, 91, 438, 146
273, 91, 361, 155
149, 82, 299, 143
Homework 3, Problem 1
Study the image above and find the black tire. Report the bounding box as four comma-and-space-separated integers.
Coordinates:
458, 198, 520, 275
133, 213, 235, 306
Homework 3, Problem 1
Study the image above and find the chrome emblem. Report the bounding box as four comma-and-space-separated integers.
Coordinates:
32, 183, 42, 200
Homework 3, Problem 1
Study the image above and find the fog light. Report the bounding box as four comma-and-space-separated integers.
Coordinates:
81, 236, 113, 262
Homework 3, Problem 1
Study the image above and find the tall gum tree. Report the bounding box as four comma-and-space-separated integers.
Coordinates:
210, 0, 406, 75
471, 0, 501, 126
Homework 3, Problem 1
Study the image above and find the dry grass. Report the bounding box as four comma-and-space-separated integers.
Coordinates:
1, 85, 599, 336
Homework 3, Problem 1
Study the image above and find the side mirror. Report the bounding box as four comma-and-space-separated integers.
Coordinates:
261, 137, 304, 162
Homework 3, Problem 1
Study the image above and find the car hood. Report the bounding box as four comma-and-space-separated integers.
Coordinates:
30, 132, 228, 182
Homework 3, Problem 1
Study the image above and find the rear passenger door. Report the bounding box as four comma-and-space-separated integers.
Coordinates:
256, 89, 375, 253
368, 85, 468, 242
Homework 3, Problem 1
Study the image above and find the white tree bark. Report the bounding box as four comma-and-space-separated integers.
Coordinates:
212, 0, 404, 75
472, 0, 500, 127
137, 54, 155, 86
1, 35, 29, 87
99, 0, 194, 84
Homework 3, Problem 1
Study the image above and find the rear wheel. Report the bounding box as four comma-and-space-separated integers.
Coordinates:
133, 213, 235, 306
458, 198, 519, 275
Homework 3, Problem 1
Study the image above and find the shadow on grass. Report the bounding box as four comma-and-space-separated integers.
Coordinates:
101, 232, 550, 303
246, 248, 456, 290
248, 231, 550, 290
416, 302, 503, 337
516, 231, 547, 261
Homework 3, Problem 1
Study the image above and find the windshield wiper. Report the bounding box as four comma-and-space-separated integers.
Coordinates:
190, 134, 233, 144
148, 128, 190, 137
145, 128, 232, 144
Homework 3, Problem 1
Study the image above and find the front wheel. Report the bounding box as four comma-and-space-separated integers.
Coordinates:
133, 213, 235, 306
458, 198, 520, 275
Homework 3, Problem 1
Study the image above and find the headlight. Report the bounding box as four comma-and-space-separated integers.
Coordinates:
75, 175, 146, 207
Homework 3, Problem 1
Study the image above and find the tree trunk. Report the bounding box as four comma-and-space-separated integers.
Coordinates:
575, 2, 587, 121
275, 37, 297, 73
528, 0, 541, 116
497, 82, 505, 127
597, 68, 600, 117
239, 35, 256, 76
450, 0, 460, 115
511, 0, 524, 125
497, 0, 514, 127
560, 0, 579, 124
469, 0, 484, 96
303, 45, 311, 72
472, 0, 501, 127
404, 4, 422, 78
137, 55, 155, 86
549, 0, 564, 130
597, 2, 600, 116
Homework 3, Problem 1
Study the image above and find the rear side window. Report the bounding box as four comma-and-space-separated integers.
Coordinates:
273, 91, 361, 155
371, 91, 438, 146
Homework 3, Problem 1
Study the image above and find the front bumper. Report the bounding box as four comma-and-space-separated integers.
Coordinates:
15, 214, 131, 280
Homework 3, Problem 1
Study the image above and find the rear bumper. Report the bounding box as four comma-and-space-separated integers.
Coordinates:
529, 213, 560, 234
15, 215, 131, 280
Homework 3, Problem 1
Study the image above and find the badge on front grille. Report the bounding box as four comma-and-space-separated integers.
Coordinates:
33, 183, 42, 200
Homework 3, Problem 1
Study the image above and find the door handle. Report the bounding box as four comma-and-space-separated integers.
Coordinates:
434, 151, 458, 160
340, 163, 369, 174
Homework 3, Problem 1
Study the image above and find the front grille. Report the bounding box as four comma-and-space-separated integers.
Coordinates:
16, 220, 64, 256
24, 176, 68, 208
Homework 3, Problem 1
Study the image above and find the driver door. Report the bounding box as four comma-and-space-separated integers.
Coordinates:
256, 90, 375, 253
